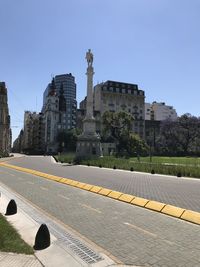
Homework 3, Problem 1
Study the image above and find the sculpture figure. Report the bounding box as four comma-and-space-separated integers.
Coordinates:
86, 49, 93, 67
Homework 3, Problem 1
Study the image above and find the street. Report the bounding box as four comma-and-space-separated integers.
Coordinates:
0, 156, 200, 266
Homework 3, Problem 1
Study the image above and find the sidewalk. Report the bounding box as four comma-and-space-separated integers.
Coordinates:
0, 251, 42, 267
0, 183, 117, 267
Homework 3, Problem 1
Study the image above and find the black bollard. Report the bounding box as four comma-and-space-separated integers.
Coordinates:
34, 224, 50, 250
5, 199, 17, 215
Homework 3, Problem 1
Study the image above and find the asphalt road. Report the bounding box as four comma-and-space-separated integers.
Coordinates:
5, 155, 200, 212
0, 164, 200, 266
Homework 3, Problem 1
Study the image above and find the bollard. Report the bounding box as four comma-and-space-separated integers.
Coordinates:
5, 199, 17, 215
130, 167, 134, 172
34, 224, 50, 250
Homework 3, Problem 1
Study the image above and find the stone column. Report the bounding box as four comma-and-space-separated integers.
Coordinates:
76, 49, 102, 159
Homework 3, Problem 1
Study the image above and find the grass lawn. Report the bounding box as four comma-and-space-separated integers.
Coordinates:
55, 152, 75, 163
55, 153, 200, 178
129, 156, 200, 166
0, 213, 34, 254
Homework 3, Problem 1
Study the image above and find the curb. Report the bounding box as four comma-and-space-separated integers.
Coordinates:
1, 162, 200, 226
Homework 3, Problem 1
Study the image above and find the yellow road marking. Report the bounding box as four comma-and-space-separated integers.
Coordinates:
80, 203, 102, 214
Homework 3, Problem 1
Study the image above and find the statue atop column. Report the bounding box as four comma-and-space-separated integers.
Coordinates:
76, 49, 102, 159
86, 49, 93, 67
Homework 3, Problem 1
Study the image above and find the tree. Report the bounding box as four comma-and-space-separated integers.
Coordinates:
124, 134, 148, 157
57, 129, 79, 152
102, 111, 133, 140
102, 111, 148, 156
156, 114, 200, 156
178, 114, 200, 154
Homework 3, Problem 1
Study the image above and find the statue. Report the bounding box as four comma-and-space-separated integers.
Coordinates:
86, 49, 93, 67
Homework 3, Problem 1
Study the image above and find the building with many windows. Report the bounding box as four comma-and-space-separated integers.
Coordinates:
145, 102, 177, 121
94, 80, 145, 139
79, 80, 145, 139
144, 102, 177, 149
21, 111, 44, 154
0, 82, 11, 155
42, 73, 77, 130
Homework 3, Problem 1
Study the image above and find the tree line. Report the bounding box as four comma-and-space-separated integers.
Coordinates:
57, 112, 200, 157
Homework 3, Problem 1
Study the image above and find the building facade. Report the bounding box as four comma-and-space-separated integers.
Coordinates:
144, 102, 177, 150
22, 111, 44, 154
43, 73, 77, 130
93, 80, 145, 139
43, 78, 73, 153
145, 102, 177, 121
0, 82, 11, 155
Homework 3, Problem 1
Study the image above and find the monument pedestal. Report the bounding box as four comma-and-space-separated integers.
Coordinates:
76, 117, 102, 159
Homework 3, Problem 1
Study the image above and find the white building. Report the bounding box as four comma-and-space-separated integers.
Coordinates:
145, 102, 177, 121
43, 78, 68, 153
93, 80, 145, 139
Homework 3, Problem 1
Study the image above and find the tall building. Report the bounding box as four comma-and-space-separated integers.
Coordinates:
145, 102, 177, 121
93, 80, 145, 139
43, 73, 77, 130
22, 111, 44, 154
43, 78, 72, 153
0, 82, 11, 155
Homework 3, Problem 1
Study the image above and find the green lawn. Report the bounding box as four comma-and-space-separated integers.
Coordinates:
55, 153, 200, 178
129, 156, 200, 166
55, 152, 75, 163
0, 213, 34, 254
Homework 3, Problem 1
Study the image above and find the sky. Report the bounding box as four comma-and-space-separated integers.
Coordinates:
0, 0, 200, 142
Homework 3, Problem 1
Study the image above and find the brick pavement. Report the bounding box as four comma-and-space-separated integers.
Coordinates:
0, 252, 42, 267
6, 156, 200, 212
0, 166, 200, 266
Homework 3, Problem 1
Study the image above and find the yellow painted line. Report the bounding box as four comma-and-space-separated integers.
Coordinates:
161, 205, 185, 218
70, 180, 79, 186
83, 184, 94, 191
131, 197, 150, 207
90, 186, 102, 193
98, 188, 112, 196
59, 178, 67, 183
2, 162, 200, 226
119, 194, 135, 203
80, 203, 102, 214
181, 210, 200, 225
63, 179, 73, 185
108, 190, 123, 199
145, 201, 166, 212
75, 182, 86, 189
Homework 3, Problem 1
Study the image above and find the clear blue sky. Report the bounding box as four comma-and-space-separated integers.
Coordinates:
0, 0, 200, 142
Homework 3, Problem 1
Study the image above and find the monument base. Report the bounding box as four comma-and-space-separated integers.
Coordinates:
76, 133, 102, 160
